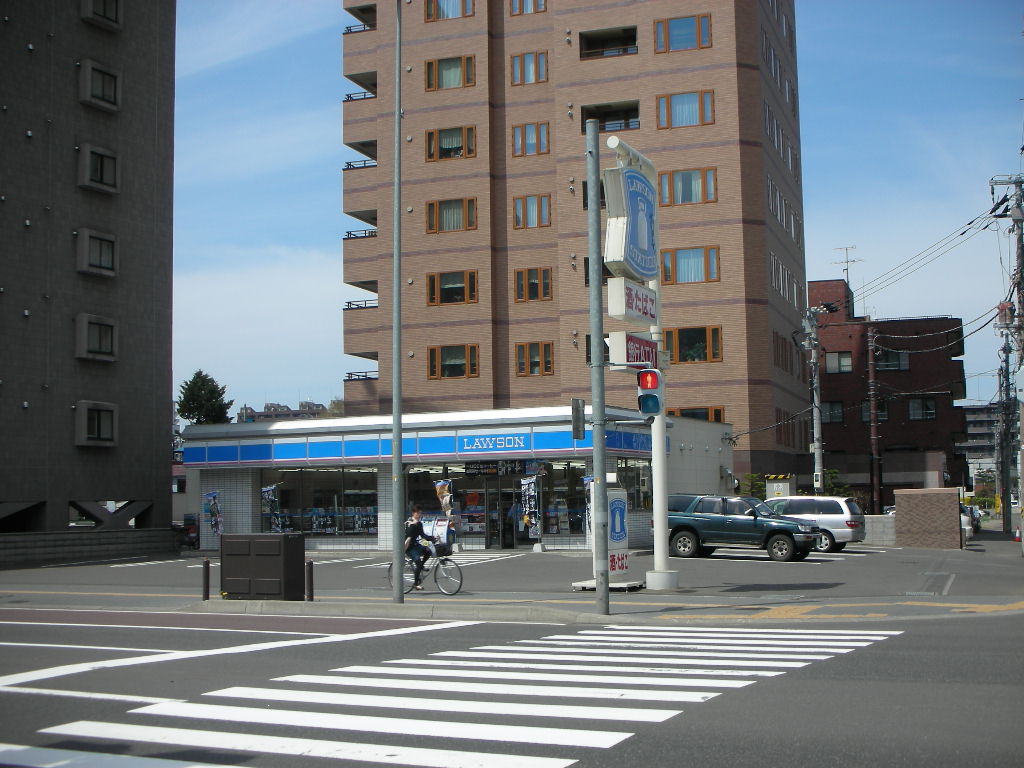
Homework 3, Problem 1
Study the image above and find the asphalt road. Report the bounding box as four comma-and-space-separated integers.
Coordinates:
0, 608, 1020, 767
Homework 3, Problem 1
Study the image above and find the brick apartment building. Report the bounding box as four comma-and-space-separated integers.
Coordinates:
340, 0, 808, 477
809, 280, 968, 510
1, 2, 175, 533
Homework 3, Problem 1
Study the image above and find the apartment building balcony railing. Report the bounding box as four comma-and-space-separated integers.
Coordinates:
580, 44, 638, 60
595, 117, 640, 131
344, 299, 379, 310
345, 370, 380, 381
344, 23, 375, 34
344, 159, 378, 170
344, 91, 377, 102
344, 229, 378, 240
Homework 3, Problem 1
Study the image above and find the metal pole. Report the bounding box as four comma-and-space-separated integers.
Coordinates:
305, 559, 314, 601
391, 0, 405, 603
201, 557, 210, 601
868, 327, 882, 515
585, 120, 609, 615
808, 311, 824, 493
998, 333, 1013, 534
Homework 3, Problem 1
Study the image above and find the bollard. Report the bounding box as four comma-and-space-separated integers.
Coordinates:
305, 559, 314, 601
202, 557, 210, 601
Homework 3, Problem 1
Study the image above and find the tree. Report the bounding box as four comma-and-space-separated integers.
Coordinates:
177, 370, 234, 424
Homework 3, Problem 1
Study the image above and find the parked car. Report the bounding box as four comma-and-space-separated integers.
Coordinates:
763, 496, 865, 553
666, 494, 820, 562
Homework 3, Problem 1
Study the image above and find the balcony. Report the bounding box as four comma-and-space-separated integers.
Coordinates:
344, 3, 377, 29
344, 228, 377, 240
344, 159, 378, 170
344, 71, 378, 101
579, 27, 638, 60
344, 299, 379, 310
580, 101, 640, 134
345, 370, 380, 381
344, 22, 375, 34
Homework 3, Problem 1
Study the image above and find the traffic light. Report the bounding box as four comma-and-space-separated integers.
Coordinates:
570, 397, 586, 440
636, 368, 663, 414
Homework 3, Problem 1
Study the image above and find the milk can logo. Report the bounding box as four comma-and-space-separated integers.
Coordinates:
609, 497, 628, 543
622, 168, 658, 280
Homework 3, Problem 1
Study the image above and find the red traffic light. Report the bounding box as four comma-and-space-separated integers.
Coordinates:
637, 368, 662, 390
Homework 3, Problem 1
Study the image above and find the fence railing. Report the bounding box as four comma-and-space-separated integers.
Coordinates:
344, 229, 378, 239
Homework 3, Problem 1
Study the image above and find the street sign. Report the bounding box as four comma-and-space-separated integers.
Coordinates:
607, 277, 657, 326
607, 331, 658, 370
602, 167, 659, 282
608, 489, 629, 576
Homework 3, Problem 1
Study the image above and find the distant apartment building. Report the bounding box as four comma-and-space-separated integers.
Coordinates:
0, 2, 175, 532
341, 0, 808, 476
958, 402, 1018, 481
237, 401, 330, 423
809, 280, 968, 509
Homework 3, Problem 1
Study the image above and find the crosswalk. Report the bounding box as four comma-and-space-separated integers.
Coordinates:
21, 624, 902, 768
355, 552, 525, 568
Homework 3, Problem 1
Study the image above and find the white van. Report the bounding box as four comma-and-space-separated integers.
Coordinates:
764, 496, 866, 553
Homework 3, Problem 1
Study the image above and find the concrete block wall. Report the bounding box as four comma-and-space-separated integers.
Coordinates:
893, 487, 962, 549
0, 529, 175, 569
862, 515, 896, 546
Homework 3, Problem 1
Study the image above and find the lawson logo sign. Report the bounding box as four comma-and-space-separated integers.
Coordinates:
459, 433, 529, 453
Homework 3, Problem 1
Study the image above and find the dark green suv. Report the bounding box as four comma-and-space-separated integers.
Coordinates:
667, 494, 820, 561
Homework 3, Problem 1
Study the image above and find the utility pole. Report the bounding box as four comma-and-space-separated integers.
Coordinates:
997, 333, 1013, 534
801, 303, 837, 492
867, 327, 882, 516
390, 0, 405, 603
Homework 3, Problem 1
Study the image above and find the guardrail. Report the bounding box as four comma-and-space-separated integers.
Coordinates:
344, 91, 377, 102
344, 229, 378, 239
345, 371, 380, 381
344, 299, 379, 310
343, 159, 378, 170
580, 45, 638, 60
344, 23, 375, 34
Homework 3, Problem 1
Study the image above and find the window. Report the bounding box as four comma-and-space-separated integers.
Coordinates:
657, 91, 714, 128
511, 0, 545, 16
514, 267, 552, 302
513, 194, 551, 228
81, 0, 121, 31
425, 126, 475, 161
78, 144, 119, 193
662, 246, 719, 284
665, 326, 722, 363
75, 313, 117, 361
908, 397, 937, 421
825, 351, 853, 373
425, 56, 475, 90
821, 402, 844, 423
428, 345, 479, 379
515, 341, 554, 376
511, 52, 547, 85
654, 14, 712, 53
426, 0, 474, 22
512, 122, 549, 156
860, 400, 889, 422
876, 350, 910, 371
75, 400, 118, 447
427, 270, 478, 305
79, 60, 120, 111
426, 198, 477, 233
667, 406, 724, 423
658, 168, 717, 205
76, 229, 117, 276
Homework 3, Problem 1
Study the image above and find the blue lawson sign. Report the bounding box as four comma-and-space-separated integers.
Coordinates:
609, 497, 628, 543
603, 167, 659, 282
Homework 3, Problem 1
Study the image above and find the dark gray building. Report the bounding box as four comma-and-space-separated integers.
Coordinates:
1, 1, 175, 532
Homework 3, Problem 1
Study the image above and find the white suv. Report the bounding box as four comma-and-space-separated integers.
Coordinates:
764, 496, 866, 553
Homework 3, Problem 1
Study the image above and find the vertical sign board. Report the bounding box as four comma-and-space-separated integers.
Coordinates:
608, 488, 629, 578
607, 331, 658, 371
603, 167, 660, 282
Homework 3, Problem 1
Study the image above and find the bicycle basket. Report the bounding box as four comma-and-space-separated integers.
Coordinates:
434, 542, 452, 558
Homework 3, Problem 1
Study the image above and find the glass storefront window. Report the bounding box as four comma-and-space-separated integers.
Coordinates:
258, 467, 378, 537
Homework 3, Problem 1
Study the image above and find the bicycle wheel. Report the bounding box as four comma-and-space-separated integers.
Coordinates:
433, 557, 463, 595
387, 559, 417, 594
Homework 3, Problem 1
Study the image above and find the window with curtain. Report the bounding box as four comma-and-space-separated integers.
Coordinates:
511, 0, 545, 14
514, 267, 552, 301
87, 407, 115, 440
513, 122, 549, 156
426, 126, 475, 161
512, 52, 547, 85
665, 326, 722, 363
513, 194, 551, 228
876, 350, 909, 371
87, 321, 115, 354
908, 398, 937, 420
426, 198, 477, 233
426, 0, 473, 21
425, 56, 474, 90
428, 344, 479, 379
88, 234, 115, 270
659, 168, 717, 205
824, 351, 853, 373
427, 270, 478, 305
657, 91, 714, 128
515, 342, 554, 376
655, 14, 712, 53
662, 246, 719, 284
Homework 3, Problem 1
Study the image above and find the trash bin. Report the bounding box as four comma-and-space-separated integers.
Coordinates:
220, 533, 304, 600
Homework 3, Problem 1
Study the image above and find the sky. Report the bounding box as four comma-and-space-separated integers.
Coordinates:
172, 0, 1024, 419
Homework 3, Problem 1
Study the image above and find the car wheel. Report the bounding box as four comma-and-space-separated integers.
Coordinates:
792, 549, 810, 560
670, 530, 700, 558
815, 530, 837, 553
766, 534, 795, 562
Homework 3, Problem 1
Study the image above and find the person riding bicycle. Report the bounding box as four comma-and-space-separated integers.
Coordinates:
404, 505, 433, 590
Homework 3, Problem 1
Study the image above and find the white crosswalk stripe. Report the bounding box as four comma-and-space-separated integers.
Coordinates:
36, 624, 903, 767
355, 552, 525, 568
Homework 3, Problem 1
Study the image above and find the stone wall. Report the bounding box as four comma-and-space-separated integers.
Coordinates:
0, 529, 176, 569
893, 487, 962, 548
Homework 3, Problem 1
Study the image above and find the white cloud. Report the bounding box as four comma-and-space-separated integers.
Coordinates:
173, 245, 369, 413
175, 105, 341, 185
175, 1, 341, 79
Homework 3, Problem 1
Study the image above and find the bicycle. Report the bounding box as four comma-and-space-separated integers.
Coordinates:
387, 544, 463, 595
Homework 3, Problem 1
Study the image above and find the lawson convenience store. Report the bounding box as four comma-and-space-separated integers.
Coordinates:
180, 406, 660, 552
